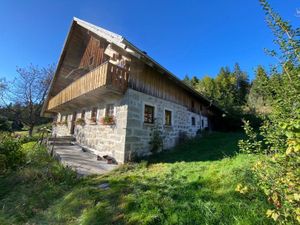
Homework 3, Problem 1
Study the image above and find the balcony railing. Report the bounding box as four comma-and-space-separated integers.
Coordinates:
47, 62, 128, 111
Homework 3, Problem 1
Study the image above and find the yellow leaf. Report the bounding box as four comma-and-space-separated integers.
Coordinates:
271, 212, 279, 221
294, 193, 300, 201
266, 209, 274, 217
297, 216, 300, 224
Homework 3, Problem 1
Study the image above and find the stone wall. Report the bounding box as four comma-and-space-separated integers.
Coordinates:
52, 88, 208, 163
124, 89, 208, 160
53, 95, 128, 163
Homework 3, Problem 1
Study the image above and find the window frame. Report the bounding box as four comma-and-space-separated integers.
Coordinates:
164, 109, 172, 126
144, 104, 155, 124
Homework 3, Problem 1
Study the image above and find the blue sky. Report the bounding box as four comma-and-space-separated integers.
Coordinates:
0, 0, 299, 81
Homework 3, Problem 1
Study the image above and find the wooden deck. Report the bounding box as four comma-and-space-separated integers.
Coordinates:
47, 62, 128, 112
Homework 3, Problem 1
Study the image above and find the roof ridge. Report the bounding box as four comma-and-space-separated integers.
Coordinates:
73, 17, 124, 43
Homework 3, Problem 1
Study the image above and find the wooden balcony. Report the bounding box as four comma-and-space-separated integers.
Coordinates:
47, 62, 128, 112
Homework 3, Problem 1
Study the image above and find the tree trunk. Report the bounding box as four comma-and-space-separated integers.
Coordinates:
28, 124, 34, 137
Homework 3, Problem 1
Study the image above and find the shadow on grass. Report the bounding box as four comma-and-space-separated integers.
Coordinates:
144, 132, 245, 164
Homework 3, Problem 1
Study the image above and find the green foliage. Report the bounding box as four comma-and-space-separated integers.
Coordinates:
238, 120, 263, 154
0, 116, 11, 131
189, 63, 250, 113
247, 66, 272, 113
238, 1, 300, 224
184, 63, 252, 130
0, 142, 78, 224
0, 133, 25, 172
100, 115, 115, 125
252, 118, 300, 224
149, 123, 164, 154
75, 118, 85, 126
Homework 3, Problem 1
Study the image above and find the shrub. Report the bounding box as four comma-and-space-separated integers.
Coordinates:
0, 154, 7, 174
252, 118, 300, 224
0, 116, 11, 131
0, 133, 25, 171
19, 135, 39, 144
238, 120, 263, 154
149, 123, 164, 154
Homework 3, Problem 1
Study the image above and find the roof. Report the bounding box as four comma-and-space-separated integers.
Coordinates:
41, 18, 225, 116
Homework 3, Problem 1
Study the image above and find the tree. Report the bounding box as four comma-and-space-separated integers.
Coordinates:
233, 63, 249, 105
196, 76, 216, 100
214, 67, 237, 109
183, 75, 192, 87
247, 66, 270, 113
2, 64, 55, 136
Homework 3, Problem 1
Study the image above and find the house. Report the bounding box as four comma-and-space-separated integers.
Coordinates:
41, 18, 225, 163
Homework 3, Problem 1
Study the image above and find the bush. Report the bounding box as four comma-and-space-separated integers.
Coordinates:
0, 133, 25, 171
19, 135, 38, 144
0, 116, 11, 132
149, 123, 164, 154
238, 120, 264, 154
252, 118, 300, 224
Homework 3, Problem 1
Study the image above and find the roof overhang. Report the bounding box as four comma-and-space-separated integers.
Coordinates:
41, 17, 225, 117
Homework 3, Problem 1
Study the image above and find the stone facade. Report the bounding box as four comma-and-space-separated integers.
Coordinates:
53, 95, 128, 163
53, 88, 208, 163
124, 89, 208, 160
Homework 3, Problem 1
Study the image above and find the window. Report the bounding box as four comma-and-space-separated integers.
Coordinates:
81, 110, 85, 119
165, 110, 172, 126
202, 119, 204, 128
191, 117, 196, 126
144, 105, 154, 124
60, 114, 63, 122
65, 115, 68, 123
91, 107, 97, 119
105, 104, 114, 117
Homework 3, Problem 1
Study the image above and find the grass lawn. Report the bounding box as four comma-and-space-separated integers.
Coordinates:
0, 132, 274, 225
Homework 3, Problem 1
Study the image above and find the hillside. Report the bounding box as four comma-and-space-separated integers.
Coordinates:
0, 133, 274, 225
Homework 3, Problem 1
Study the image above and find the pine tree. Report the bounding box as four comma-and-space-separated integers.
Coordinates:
233, 63, 250, 105
247, 65, 270, 113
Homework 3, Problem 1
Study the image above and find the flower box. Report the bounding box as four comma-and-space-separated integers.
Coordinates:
100, 115, 115, 125
75, 118, 85, 126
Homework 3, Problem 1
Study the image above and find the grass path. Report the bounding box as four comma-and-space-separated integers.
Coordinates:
0, 133, 274, 225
